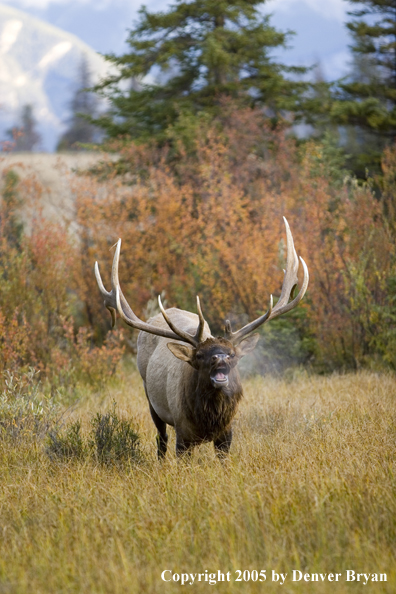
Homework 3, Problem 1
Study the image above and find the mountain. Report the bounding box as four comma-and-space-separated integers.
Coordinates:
0, 3, 109, 151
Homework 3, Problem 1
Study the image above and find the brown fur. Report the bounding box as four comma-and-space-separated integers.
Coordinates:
188, 350, 243, 440
136, 308, 252, 458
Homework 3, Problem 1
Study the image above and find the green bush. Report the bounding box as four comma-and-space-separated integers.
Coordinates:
47, 403, 141, 467
47, 420, 86, 461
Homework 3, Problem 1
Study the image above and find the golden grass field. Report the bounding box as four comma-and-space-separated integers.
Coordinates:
1, 369, 395, 593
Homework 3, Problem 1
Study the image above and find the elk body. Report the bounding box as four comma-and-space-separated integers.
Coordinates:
95, 218, 308, 459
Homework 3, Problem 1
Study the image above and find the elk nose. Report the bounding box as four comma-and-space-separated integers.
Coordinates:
211, 354, 229, 363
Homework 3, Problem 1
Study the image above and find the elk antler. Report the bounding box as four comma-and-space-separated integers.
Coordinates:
95, 239, 208, 347
158, 294, 207, 344
224, 217, 309, 346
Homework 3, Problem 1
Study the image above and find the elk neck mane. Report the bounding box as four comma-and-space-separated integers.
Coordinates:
184, 363, 243, 440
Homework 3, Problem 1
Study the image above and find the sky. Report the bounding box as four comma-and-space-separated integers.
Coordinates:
0, 0, 352, 81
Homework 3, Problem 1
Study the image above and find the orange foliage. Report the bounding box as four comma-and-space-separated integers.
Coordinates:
2, 105, 396, 376
0, 166, 125, 388
74, 105, 396, 369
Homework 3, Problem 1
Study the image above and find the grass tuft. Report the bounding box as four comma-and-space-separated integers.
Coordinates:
47, 402, 141, 466
47, 420, 86, 461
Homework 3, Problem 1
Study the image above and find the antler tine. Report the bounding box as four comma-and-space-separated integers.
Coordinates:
95, 239, 200, 345
195, 296, 206, 343
115, 284, 130, 327
95, 261, 110, 298
266, 217, 309, 320
267, 255, 309, 320
224, 320, 232, 335
226, 218, 308, 345
95, 239, 139, 327
111, 240, 121, 299
95, 259, 117, 327
225, 295, 273, 343
158, 295, 200, 347
272, 217, 299, 313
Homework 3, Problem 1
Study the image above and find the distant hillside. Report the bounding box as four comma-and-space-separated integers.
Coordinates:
0, 3, 109, 151
0, 152, 107, 232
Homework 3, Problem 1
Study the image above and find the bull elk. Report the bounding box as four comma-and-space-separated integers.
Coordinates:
95, 218, 308, 459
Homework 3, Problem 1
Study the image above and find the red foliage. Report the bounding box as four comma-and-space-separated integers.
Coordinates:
0, 166, 125, 387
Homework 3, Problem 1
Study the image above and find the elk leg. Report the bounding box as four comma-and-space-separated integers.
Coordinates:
148, 401, 168, 459
175, 437, 193, 459
214, 428, 233, 458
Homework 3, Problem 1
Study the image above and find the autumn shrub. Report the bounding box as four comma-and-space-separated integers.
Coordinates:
296, 141, 396, 368
47, 402, 141, 466
74, 109, 298, 339
2, 106, 395, 374
47, 318, 125, 388
73, 103, 396, 370
0, 166, 125, 390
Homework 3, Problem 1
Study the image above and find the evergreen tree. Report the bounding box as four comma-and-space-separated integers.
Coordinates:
57, 56, 100, 151
331, 0, 396, 175
93, 0, 309, 142
6, 105, 41, 152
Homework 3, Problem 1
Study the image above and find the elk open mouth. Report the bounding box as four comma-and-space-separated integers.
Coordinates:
210, 368, 229, 389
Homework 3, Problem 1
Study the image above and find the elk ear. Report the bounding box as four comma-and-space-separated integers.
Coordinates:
167, 342, 195, 365
236, 334, 260, 357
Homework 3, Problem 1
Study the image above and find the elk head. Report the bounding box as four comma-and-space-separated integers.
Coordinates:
167, 336, 259, 388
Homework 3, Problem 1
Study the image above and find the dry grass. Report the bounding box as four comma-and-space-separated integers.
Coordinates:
0, 369, 395, 593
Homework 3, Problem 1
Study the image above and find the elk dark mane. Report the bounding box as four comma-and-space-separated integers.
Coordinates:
188, 372, 243, 441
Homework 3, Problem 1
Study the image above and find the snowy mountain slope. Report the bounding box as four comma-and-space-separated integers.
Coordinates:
0, 3, 109, 150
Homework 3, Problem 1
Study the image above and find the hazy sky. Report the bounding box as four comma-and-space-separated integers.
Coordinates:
0, 0, 352, 80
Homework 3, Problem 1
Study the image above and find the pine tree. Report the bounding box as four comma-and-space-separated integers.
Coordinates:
331, 0, 396, 175
6, 105, 41, 152
93, 0, 309, 142
57, 56, 100, 151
